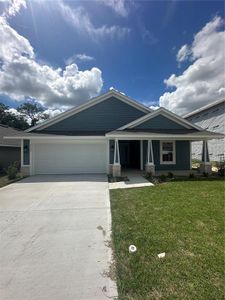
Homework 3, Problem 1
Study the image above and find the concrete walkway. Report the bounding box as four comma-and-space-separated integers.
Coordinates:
109, 171, 154, 189
0, 175, 117, 300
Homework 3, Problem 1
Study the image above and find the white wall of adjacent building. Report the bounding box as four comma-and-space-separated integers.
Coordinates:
186, 100, 225, 162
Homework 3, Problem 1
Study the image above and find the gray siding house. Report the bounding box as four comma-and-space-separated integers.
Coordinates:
0, 124, 20, 171
185, 99, 225, 162
4, 90, 223, 176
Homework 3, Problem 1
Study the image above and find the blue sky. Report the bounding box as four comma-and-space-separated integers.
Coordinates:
0, 0, 224, 116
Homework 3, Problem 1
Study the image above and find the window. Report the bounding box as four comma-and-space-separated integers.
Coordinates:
160, 141, 176, 164
23, 139, 30, 165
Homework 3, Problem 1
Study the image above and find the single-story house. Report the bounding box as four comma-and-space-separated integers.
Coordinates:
4, 90, 224, 176
0, 124, 21, 171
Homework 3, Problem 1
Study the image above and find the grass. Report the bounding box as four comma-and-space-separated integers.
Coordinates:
110, 180, 224, 300
0, 174, 24, 188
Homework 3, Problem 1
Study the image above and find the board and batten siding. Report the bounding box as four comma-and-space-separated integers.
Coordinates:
143, 140, 191, 171
134, 115, 189, 130
39, 97, 146, 134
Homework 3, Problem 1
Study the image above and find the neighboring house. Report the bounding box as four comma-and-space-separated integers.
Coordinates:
0, 124, 21, 171
4, 90, 223, 176
184, 99, 225, 162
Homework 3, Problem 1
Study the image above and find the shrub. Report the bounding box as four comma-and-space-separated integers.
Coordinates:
203, 172, 209, 178
145, 172, 153, 179
151, 177, 160, 185
159, 174, 167, 182
167, 172, 174, 179
7, 164, 18, 180
218, 165, 225, 177
13, 161, 20, 171
189, 173, 195, 178
0, 163, 5, 175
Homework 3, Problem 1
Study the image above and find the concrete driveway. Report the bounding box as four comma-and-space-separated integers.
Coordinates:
0, 175, 117, 300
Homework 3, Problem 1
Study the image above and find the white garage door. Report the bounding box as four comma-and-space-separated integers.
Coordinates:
32, 141, 107, 174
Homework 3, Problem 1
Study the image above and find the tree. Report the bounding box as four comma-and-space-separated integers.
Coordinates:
0, 102, 29, 130
17, 103, 49, 127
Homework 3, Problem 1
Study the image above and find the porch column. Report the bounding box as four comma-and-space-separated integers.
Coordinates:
112, 139, 121, 177
200, 140, 212, 174
145, 140, 155, 175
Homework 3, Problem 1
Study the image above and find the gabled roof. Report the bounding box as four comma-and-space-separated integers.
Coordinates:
27, 89, 152, 132
118, 107, 203, 131
183, 98, 225, 118
0, 124, 21, 147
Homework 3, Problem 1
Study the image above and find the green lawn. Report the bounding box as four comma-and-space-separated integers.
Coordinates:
110, 180, 224, 300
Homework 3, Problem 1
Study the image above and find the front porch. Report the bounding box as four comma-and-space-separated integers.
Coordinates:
108, 138, 212, 177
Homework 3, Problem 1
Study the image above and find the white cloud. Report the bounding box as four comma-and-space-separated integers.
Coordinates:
98, 0, 130, 17
176, 44, 191, 62
149, 105, 159, 110
65, 53, 94, 65
0, 16, 34, 61
1, 0, 26, 18
160, 16, 225, 115
58, 1, 130, 40
138, 21, 158, 45
0, 16, 103, 109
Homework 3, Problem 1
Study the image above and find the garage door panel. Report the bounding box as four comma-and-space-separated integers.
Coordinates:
33, 142, 107, 174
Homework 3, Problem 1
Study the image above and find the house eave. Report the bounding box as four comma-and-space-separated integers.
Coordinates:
4, 135, 106, 140
105, 131, 224, 141
183, 98, 225, 118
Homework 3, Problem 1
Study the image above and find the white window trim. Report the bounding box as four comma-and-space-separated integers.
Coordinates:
160, 140, 176, 165
21, 139, 31, 167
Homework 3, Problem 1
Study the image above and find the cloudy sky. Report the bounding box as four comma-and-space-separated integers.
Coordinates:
0, 0, 224, 116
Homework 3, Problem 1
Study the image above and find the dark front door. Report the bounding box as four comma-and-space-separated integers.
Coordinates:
119, 141, 140, 169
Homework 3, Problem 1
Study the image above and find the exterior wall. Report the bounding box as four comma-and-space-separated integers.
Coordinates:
134, 115, 189, 130
0, 147, 20, 171
186, 101, 225, 161
39, 97, 146, 134
143, 140, 190, 171
21, 166, 30, 176
110, 139, 191, 173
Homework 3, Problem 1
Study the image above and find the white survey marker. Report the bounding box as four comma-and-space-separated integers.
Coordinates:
157, 252, 166, 258
129, 245, 137, 253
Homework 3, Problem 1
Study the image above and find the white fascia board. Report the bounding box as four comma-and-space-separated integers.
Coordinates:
4, 135, 106, 140
27, 90, 151, 132
183, 98, 225, 118
118, 107, 203, 131
105, 133, 224, 140
0, 144, 20, 147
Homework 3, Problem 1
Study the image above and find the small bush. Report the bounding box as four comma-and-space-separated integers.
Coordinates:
151, 177, 160, 185
218, 166, 225, 177
0, 163, 5, 175
167, 172, 174, 179
189, 173, 195, 178
7, 164, 18, 180
203, 172, 209, 178
13, 161, 20, 171
145, 172, 153, 180
159, 174, 167, 182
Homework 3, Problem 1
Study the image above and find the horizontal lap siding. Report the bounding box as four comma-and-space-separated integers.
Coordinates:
40, 97, 145, 134
135, 115, 187, 130
142, 141, 190, 171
